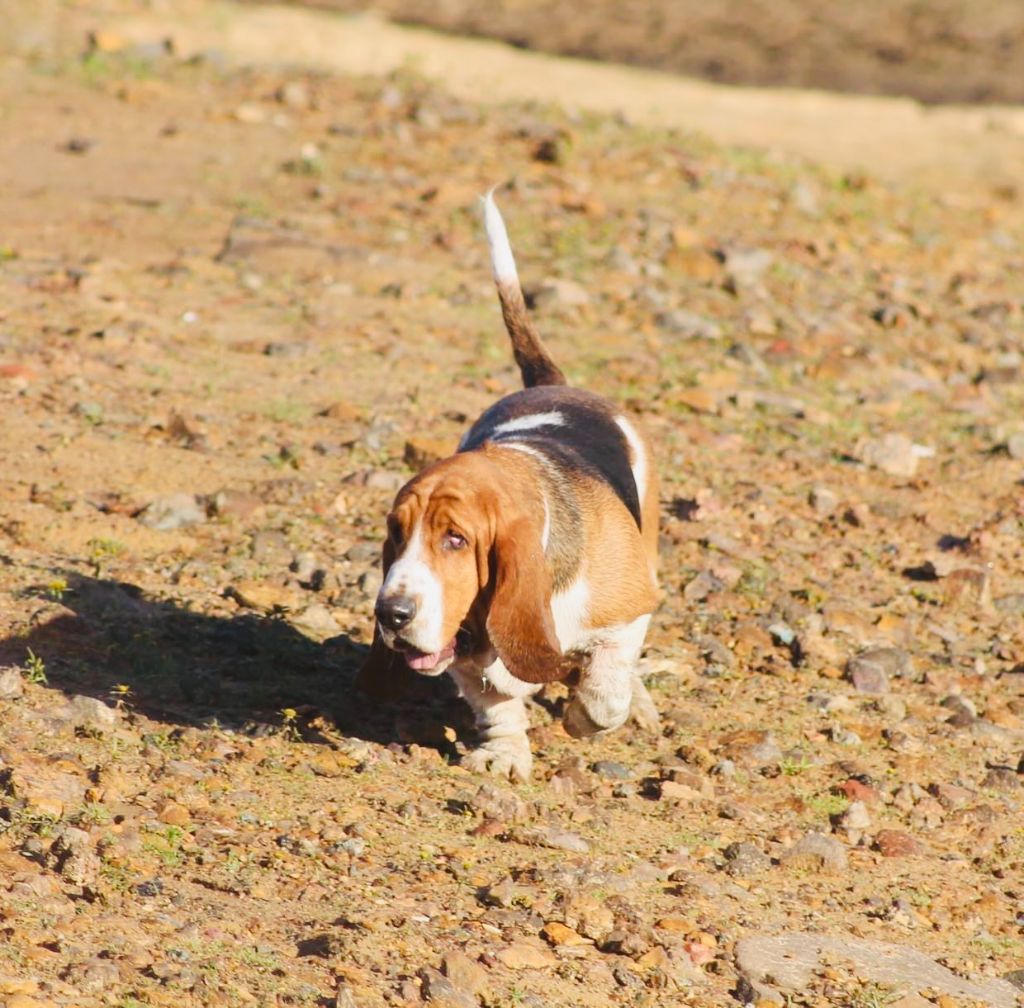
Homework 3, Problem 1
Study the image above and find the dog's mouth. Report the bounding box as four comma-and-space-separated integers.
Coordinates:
392, 627, 475, 672
402, 639, 457, 671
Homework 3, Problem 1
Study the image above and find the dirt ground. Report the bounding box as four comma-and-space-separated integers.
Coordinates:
289, 0, 1024, 105
1, 2, 1024, 1007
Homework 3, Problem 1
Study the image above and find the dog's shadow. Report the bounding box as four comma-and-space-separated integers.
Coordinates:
1, 571, 464, 749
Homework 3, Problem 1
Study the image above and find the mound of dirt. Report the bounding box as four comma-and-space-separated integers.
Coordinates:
286, 0, 1024, 105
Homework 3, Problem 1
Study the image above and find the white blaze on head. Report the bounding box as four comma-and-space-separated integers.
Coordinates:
377, 523, 445, 651
481, 188, 519, 285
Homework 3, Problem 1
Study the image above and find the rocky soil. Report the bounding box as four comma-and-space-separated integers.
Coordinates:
1, 4, 1023, 1007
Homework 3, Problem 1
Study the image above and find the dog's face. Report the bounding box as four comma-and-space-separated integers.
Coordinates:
374, 457, 489, 675
357, 449, 571, 695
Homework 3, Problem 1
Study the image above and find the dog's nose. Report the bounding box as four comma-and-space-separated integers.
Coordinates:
375, 595, 416, 632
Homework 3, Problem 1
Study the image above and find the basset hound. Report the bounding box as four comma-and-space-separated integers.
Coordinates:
357, 191, 660, 780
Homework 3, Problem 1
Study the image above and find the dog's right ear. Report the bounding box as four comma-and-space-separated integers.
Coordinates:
355, 537, 413, 701
485, 514, 572, 684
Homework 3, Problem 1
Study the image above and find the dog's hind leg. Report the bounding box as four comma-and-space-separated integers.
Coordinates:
563, 614, 654, 738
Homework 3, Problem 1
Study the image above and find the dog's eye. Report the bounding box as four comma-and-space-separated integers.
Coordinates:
442, 530, 467, 551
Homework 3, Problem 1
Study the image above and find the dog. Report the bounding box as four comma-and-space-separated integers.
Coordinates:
357, 191, 660, 780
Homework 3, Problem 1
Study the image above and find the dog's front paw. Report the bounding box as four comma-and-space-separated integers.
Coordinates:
562, 691, 630, 739
462, 736, 532, 782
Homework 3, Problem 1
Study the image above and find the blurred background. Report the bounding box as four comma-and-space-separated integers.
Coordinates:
277, 0, 1024, 104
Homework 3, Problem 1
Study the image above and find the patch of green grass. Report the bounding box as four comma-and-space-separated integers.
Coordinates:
143, 825, 186, 867
23, 648, 47, 685
804, 792, 849, 818
263, 400, 309, 424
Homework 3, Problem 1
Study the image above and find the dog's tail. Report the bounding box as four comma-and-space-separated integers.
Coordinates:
481, 189, 567, 388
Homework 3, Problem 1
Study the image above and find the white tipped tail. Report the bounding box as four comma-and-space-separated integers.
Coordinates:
482, 188, 519, 285
479, 187, 566, 388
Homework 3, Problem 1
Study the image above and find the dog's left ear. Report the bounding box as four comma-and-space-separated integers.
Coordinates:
485, 513, 572, 684
355, 538, 413, 700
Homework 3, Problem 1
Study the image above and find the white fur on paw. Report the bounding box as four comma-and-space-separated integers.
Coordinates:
563, 692, 630, 739
462, 738, 532, 781
628, 677, 661, 734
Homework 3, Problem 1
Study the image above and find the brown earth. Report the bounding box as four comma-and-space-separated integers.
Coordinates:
1, 3, 1024, 1008
284, 0, 1024, 105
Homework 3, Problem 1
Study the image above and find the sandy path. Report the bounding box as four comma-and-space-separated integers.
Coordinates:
100, 0, 1024, 195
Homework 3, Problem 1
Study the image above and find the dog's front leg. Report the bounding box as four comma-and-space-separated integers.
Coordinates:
449, 662, 539, 782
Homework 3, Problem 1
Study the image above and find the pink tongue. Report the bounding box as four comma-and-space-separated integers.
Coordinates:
405, 640, 456, 671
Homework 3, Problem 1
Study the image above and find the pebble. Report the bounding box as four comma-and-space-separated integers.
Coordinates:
591, 760, 633, 780
654, 309, 722, 339
0, 666, 24, 699
417, 966, 477, 1008
779, 832, 848, 873
847, 647, 911, 694
839, 800, 872, 830
723, 246, 773, 290
496, 942, 556, 970
723, 841, 771, 878
441, 951, 491, 1001
137, 492, 206, 530
67, 694, 118, 730
530, 278, 590, 310
1007, 431, 1024, 459
541, 921, 590, 947
48, 826, 101, 886
290, 603, 340, 640
854, 433, 933, 477
875, 829, 921, 857
808, 484, 839, 517
942, 567, 992, 610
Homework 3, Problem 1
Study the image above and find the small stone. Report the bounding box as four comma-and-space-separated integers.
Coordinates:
563, 896, 615, 942
157, 801, 191, 827
0, 666, 24, 699
854, 433, 933, 478
1006, 432, 1024, 460
137, 492, 206, 530
290, 603, 340, 640
441, 951, 490, 1000
234, 102, 267, 123
542, 921, 590, 947
809, 485, 839, 517
67, 694, 118, 730
513, 825, 590, 853
530, 278, 590, 310
875, 829, 921, 857
654, 309, 722, 339
277, 80, 312, 109
723, 247, 773, 290
209, 488, 262, 520
417, 966, 476, 1008
404, 436, 450, 469
49, 826, 100, 886
592, 760, 633, 780
840, 800, 872, 830
496, 942, 557, 970
229, 580, 303, 612
719, 729, 783, 768
942, 568, 992, 610
847, 647, 912, 694
780, 832, 848, 873
723, 842, 771, 878
674, 388, 720, 415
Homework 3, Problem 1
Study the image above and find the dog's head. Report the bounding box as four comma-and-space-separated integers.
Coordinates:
356, 449, 569, 696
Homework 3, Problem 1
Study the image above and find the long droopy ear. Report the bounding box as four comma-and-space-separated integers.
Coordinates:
355, 538, 414, 701
486, 514, 572, 684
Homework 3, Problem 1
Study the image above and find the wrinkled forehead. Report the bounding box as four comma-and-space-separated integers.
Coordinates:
390, 464, 486, 532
